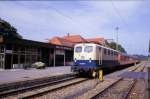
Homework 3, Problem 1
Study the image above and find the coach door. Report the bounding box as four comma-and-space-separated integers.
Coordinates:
99, 47, 103, 65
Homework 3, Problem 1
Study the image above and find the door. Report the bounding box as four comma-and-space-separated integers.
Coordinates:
5, 54, 12, 69
99, 47, 103, 65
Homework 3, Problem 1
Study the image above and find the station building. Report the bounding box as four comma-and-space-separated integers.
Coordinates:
0, 36, 73, 69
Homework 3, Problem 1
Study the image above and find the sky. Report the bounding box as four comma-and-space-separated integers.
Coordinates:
0, 1, 150, 55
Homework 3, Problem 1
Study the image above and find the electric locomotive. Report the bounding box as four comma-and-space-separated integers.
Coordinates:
71, 43, 137, 77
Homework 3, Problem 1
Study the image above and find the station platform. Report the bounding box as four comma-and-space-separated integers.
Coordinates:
0, 66, 72, 85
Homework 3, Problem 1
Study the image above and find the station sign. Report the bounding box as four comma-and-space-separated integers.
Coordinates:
56, 46, 72, 50
5, 50, 12, 54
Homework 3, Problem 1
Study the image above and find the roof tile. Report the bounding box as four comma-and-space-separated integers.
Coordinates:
49, 35, 107, 47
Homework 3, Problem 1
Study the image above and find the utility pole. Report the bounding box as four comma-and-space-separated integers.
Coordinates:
115, 27, 119, 51
148, 39, 150, 61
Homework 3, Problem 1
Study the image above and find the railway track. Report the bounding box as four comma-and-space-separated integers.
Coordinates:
0, 73, 77, 98
91, 63, 145, 99
2, 63, 144, 99
3, 76, 88, 99
24, 63, 141, 99
21, 78, 88, 99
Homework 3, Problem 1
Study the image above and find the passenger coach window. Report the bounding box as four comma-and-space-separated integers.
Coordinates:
114, 52, 116, 56
75, 46, 82, 53
84, 46, 93, 53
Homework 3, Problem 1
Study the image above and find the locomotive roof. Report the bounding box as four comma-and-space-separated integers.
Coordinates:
75, 43, 119, 52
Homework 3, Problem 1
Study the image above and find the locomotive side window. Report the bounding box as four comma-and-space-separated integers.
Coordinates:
104, 49, 107, 55
84, 46, 93, 53
75, 46, 82, 53
108, 50, 110, 55
111, 50, 113, 56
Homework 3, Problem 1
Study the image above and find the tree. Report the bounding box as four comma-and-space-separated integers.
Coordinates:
0, 18, 22, 39
108, 42, 127, 53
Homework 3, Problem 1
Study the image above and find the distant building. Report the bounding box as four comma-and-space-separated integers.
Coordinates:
49, 34, 108, 47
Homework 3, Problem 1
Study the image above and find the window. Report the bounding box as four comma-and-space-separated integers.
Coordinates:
114, 52, 118, 56
0, 46, 4, 53
75, 46, 82, 53
111, 51, 113, 56
104, 49, 107, 54
116, 52, 118, 56
84, 46, 93, 53
107, 50, 110, 55
97, 46, 101, 51
114, 52, 116, 56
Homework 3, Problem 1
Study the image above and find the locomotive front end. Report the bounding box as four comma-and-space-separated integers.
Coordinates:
72, 44, 97, 74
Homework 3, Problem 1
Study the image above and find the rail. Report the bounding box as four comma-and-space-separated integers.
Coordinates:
91, 63, 145, 99
0, 73, 76, 98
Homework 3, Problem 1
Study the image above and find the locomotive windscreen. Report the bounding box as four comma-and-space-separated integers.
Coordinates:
75, 46, 82, 53
84, 46, 93, 53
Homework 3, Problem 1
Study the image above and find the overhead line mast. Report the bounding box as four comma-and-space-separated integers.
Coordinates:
116, 26, 119, 51
148, 39, 150, 61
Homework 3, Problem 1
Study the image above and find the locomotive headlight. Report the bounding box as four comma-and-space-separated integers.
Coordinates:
89, 58, 91, 63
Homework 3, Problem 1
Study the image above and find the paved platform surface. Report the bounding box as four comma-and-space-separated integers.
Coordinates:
0, 66, 72, 85
105, 61, 150, 79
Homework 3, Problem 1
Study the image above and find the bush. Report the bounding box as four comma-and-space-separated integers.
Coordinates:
33, 62, 46, 69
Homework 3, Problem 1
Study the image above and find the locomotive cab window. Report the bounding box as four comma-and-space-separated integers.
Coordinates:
104, 49, 107, 54
84, 46, 93, 53
75, 46, 82, 53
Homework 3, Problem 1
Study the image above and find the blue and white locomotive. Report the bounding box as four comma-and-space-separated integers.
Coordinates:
71, 43, 137, 76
